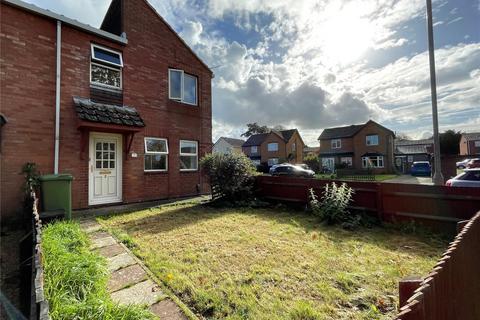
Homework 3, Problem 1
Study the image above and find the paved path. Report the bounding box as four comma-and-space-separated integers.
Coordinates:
78, 219, 189, 320
382, 175, 433, 185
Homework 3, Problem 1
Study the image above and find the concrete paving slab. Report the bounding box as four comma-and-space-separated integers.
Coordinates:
97, 243, 126, 258
150, 299, 188, 319
90, 231, 111, 240
111, 280, 165, 306
91, 236, 117, 249
108, 264, 147, 292
107, 252, 136, 272
80, 221, 102, 233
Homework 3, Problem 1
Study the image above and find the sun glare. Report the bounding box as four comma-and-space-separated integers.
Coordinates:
319, 4, 375, 65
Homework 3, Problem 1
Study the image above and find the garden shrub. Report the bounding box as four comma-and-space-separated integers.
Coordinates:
309, 182, 357, 228
200, 152, 257, 202
43, 221, 154, 320
304, 155, 320, 173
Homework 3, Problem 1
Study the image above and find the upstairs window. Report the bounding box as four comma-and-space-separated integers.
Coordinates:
90, 44, 123, 89
331, 139, 341, 149
268, 143, 278, 152
169, 69, 197, 105
144, 138, 168, 171
366, 135, 379, 146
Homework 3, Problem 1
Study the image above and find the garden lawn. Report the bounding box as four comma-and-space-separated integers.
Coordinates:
98, 203, 446, 320
315, 174, 398, 181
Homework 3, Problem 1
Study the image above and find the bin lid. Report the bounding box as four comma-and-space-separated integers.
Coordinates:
39, 174, 73, 181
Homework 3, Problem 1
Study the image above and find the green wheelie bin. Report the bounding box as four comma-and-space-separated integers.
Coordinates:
39, 174, 73, 220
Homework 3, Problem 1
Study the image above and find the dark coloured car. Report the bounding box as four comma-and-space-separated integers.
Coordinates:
466, 158, 480, 169
410, 161, 431, 176
271, 164, 315, 178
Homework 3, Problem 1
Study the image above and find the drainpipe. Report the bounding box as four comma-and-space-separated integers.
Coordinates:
54, 21, 61, 174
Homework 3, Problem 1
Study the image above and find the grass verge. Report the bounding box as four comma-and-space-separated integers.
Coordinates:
99, 203, 447, 320
42, 221, 155, 319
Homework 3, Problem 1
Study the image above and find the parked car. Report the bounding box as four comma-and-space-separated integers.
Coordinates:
466, 158, 480, 169
456, 158, 471, 169
445, 169, 480, 187
410, 161, 431, 176
271, 164, 315, 178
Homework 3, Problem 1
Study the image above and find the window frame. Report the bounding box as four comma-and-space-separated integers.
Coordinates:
251, 146, 258, 154
362, 156, 384, 168
268, 158, 279, 166
90, 62, 123, 90
179, 140, 198, 172
366, 134, 379, 146
144, 137, 169, 172
168, 69, 198, 106
267, 142, 279, 152
331, 139, 341, 149
91, 43, 124, 67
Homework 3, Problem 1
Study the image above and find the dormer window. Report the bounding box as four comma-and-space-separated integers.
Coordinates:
90, 44, 123, 90
169, 69, 197, 105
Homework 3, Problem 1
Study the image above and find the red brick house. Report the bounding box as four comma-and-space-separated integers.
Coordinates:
318, 120, 395, 173
459, 133, 480, 156
242, 129, 305, 167
0, 0, 212, 220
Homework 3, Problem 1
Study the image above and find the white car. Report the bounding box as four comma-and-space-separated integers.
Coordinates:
456, 159, 471, 169
445, 169, 480, 187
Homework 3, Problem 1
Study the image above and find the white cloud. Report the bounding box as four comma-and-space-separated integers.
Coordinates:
180, 21, 203, 46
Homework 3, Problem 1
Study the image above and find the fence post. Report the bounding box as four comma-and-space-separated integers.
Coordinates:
376, 183, 384, 221
399, 276, 423, 308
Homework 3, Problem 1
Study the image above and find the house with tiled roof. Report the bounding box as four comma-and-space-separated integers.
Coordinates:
213, 137, 245, 154
394, 139, 433, 173
242, 129, 305, 167
460, 132, 480, 155
317, 120, 395, 173
1, 0, 213, 219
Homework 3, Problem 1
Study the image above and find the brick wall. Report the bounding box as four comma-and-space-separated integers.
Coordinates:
1, 0, 212, 219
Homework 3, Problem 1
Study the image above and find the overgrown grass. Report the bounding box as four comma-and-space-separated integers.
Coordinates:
42, 221, 155, 319
99, 204, 447, 319
315, 174, 398, 181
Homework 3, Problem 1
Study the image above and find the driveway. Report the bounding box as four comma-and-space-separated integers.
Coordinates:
383, 175, 433, 185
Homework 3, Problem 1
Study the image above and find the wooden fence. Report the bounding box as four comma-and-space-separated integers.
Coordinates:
255, 176, 480, 233
396, 211, 480, 320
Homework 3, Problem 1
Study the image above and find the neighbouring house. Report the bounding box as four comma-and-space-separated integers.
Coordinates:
212, 137, 245, 155
317, 120, 395, 173
394, 139, 433, 173
1, 0, 213, 220
242, 129, 305, 167
303, 146, 320, 158
459, 133, 480, 156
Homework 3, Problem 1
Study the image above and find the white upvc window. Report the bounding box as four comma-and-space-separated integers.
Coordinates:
366, 135, 379, 146
180, 140, 198, 171
340, 157, 353, 167
475, 140, 480, 147
144, 138, 168, 171
362, 156, 384, 168
267, 142, 279, 152
169, 69, 198, 105
331, 139, 341, 149
292, 143, 296, 152
252, 159, 261, 166
268, 158, 279, 166
251, 146, 258, 154
90, 44, 123, 89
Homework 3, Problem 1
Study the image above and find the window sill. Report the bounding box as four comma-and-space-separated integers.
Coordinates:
180, 169, 198, 173
90, 84, 122, 93
144, 170, 168, 174
168, 98, 198, 107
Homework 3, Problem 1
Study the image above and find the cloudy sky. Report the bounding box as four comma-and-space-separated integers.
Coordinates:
28, 0, 480, 145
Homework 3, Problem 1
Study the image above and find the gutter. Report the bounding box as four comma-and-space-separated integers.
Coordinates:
3, 0, 127, 45
54, 21, 61, 174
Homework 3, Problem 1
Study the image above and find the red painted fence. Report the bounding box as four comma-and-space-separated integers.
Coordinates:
255, 176, 480, 233
396, 211, 480, 320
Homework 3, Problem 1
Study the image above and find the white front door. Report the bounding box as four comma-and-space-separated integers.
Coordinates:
89, 132, 122, 205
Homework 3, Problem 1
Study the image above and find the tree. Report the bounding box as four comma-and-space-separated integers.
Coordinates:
396, 132, 411, 140
439, 130, 462, 155
241, 122, 270, 138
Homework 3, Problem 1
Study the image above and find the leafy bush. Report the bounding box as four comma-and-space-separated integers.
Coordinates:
309, 182, 356, 227
43, 221, 155, 319
200, 152, 257, 202
304, 155, 320, 173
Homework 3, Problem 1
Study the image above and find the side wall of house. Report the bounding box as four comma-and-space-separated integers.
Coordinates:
285, 131, 304, 163
1, 5, 57, 220
459, 136, 468, 155
213, 139, 232, 154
